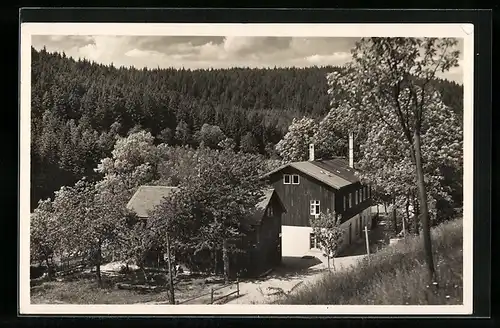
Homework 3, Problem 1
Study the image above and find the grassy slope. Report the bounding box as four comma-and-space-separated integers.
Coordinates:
279, 218, 463, 305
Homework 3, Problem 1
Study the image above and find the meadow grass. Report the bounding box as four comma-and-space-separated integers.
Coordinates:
278, 218, 463, 305
30, 272, 213, 304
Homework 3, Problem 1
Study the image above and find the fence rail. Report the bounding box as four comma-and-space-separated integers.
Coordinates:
176, 279, 240, 305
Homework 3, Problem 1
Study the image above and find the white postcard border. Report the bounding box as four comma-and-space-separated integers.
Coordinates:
19, 22, 474, 316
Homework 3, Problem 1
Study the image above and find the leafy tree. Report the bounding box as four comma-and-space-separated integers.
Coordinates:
153, 147, 266, 282
312, 106, 356, 159
218, 137, 236, 151
30, 199, 60, 279
51, 179, 124, 287
240, 132, 259, 154
327, 37, 461, 281
158, 127, 174, 145
111, 211, 158, 282
309, 210, 344, 271
155, 144, 201, 186
275, 117, 317, 162
195, 123, 227, 149
174, 120, 192, 145
95, 130, 159, 197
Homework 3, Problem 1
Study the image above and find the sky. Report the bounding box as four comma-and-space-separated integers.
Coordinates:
31, 35, 464, 83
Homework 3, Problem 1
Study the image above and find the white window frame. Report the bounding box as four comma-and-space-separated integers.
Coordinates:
283, 174, 291, 184
292, 174, 300, 185
310, 200, 320, 216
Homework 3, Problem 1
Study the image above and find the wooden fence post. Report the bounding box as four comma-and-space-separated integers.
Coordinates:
210, 287, 214, 304
236, 279, 239, 296
364, 226, 370, 257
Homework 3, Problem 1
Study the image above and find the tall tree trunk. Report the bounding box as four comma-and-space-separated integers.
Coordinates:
213, 250, 218, 275
392, 197, 398, 234
96, 244, 102, 288
412, 195, 420, 235
404, 192, 410, 237
165, 233, 175, 304
413, 131, 436, 282
327, 254, 331, 272
223, 239, 229, 284
44, 258, 53, 281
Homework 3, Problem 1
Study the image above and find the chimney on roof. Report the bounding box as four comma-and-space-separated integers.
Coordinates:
348, 132, 354, 168
309, 144, 315, 161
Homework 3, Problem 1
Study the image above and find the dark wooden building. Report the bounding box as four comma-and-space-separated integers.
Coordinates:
261, 146, 373, 257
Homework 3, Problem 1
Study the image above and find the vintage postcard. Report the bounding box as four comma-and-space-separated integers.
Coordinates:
19, 22, 474, 315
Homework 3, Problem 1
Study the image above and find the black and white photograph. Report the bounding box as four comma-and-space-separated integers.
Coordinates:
19, 22, 473, 315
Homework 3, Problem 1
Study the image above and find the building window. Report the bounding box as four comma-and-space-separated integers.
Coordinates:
266, 206, 274, 217
355, 190, 359, 204
292, 174, 300, 184
309, 233, 319, 249
344, 195, 348, 210
348, 193, 353, 208
361, 187, 365, 201
310, 200, 320, 216
368, 186, 371, 198
283, 174, 291, 184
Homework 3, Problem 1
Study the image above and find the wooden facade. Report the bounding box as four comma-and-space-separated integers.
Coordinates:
267, 166, 336, 226
238, 192, 285, 277
264, 159, 372, 228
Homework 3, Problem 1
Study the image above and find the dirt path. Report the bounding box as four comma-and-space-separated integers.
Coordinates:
225, 254, 366, 304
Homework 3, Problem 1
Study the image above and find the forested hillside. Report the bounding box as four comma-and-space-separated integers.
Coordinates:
29, 46, 464, 210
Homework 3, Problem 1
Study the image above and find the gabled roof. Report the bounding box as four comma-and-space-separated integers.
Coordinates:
126, 186, 285, 226
248, 188, 286, 226
312, 158, 359, 183
260, 157, 361, 190
126, 186, 178, 218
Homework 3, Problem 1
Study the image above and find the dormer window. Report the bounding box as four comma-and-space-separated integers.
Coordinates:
284, 174, 300, 185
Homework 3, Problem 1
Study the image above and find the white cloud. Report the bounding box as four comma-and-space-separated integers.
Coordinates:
305, 53, 351, 66
31, 35, 463, 83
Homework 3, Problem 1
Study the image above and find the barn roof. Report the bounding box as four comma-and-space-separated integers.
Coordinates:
126, 186, 285, 226
260, 157, 361, 190
248, 188, 286, 226
126, 185, 179, 218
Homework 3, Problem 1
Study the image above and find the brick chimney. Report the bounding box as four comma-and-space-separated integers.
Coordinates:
348, 132, 354, 168
309, 144, 315, 161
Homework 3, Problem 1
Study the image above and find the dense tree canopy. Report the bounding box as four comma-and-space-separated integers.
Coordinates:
30, 47, 463, 209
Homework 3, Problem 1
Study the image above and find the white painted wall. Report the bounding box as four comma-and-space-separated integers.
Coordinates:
281, 207, 374, 257
281, 225, 315, 257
